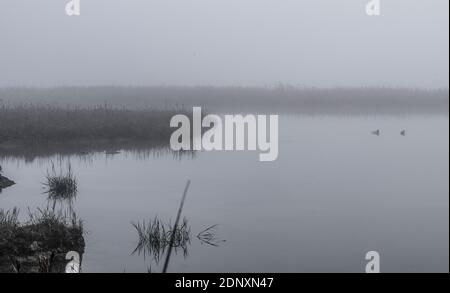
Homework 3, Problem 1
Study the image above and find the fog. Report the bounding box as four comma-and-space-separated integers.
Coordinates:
0, 0, 448, 88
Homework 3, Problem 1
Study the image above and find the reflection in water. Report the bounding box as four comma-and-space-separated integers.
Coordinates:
0, 140, 197, 164
371, 129, 380, 136
197, 225, 226, 247
132, 216, 191, 265
46, 194, 77, 216
45, 189, 77, 222
131, 217, 224, 269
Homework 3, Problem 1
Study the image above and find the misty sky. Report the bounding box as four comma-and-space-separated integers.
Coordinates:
0, 0, 448, 88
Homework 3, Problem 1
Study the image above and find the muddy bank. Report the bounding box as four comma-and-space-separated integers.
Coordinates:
0, 175, 15, 191
0, 211, 84, 273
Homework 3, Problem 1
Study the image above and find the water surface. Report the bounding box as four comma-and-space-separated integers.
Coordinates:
1, 115, 448, 272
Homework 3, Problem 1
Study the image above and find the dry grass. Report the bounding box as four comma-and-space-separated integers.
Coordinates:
0, 103, 185, 145
1, 86, 447, 115
0, 208, 19, 231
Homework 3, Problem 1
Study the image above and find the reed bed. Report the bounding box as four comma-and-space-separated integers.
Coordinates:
1, 86, 447, 115
0, 103, 184, 145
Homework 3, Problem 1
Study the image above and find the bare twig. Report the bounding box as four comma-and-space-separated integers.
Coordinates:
162, 180, 191, 273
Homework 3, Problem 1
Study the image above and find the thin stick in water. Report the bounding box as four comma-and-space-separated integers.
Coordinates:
162, 180, 191, 273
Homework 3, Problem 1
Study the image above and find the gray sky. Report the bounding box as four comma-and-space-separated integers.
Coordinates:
0, 0, 448, 88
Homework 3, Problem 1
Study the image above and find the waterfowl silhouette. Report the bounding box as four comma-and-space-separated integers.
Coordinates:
400, 130, 406, 136
371, 129, 380, 136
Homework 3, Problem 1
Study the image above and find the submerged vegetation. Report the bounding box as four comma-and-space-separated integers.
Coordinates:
0, 207, 84, 273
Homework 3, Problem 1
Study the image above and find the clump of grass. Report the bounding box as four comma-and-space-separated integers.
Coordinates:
44, 162, 77, 199
27, 208, 83, 232
0, 207, 84, 259
0, 207, 83, 237
132, 216, 190, 263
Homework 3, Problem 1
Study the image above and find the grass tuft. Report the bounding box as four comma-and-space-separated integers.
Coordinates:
44, 162, 77, 199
